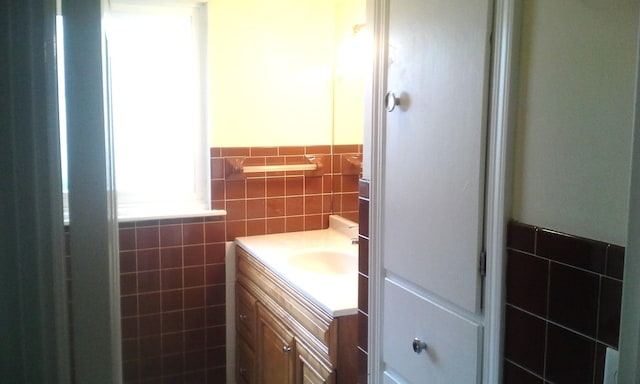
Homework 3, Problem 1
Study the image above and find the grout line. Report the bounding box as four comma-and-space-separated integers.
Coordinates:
505, 303, 619, 350
543, 243, 551, 380
504, 358, 546, 382
506, 246, 623, 283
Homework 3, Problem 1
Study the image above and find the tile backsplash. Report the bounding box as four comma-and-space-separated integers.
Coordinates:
210, 145, 362, 238
504, 221, 624, 384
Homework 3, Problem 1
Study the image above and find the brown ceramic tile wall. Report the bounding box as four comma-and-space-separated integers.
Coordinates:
63, 144, 361, 383
118, 217, 227, 384
357, 179, 370, 384
504, 221, 624, 384
210, 145, 362, 238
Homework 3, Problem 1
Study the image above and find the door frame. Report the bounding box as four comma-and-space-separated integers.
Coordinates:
366, 0, 521, 382
62, 0, 123, 382
618, 8, 640, 380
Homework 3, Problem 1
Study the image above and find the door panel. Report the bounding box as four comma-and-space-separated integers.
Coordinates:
237, 336, 256, 384
383, 279, 482, 383
257, 303, 295, 384
382, 0, 492, 312
237, 282, 257, 341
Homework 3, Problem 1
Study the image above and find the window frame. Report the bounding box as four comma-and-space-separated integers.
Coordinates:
58, 0, 219, 222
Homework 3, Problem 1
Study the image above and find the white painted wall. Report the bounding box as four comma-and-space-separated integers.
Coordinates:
512, 0, 639, 245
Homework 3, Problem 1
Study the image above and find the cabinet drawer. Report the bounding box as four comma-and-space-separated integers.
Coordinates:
382, 279, 482, 384
237, 282, 257, 341
296, 340, 335, 384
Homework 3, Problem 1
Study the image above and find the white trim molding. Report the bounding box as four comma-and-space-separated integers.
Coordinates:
366, 0, 389, 381
483, 0, 522, 383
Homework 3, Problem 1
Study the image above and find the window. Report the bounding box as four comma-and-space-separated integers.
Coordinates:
106, 0, 210, 219
58, 1, 212, 221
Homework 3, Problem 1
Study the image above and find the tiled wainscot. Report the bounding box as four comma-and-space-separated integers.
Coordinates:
504, 222, 624, 384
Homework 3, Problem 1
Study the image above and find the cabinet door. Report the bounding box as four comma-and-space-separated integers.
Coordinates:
237, 336, 256, 384
380, 0, 492, 382
383, 0, 491, 314
237, 282, 257, 341
257, 302, 295, 384
295, 340, 335, 384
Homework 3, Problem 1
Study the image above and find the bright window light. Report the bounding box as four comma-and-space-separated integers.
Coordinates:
107, 1, 209, 218
57, 2, 211, 221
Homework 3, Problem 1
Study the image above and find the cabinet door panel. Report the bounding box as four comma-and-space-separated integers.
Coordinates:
257, 303, 295, 384
383, 0, 491, 313
237, 282, 257, 341
237, 336, 255, 384
383, 279, 482, 384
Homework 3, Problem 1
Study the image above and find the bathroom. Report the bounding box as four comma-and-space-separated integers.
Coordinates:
2, 0, 640, 384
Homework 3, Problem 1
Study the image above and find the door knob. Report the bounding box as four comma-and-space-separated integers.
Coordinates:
384, 91, 400, 112
412, 338, 428, 354
283, 345, 292, 353
239, 314, 247, 321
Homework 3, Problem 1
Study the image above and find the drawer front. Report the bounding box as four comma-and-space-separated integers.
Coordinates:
296, 340, 335, 384
382, 279, 482, 384
236, 282, 257, 341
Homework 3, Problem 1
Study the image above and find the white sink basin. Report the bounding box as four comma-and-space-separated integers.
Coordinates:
235, 215, 359, 316
288, 251, 356, 275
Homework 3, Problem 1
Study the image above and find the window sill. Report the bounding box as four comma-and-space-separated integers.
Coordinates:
117, 209, 227, 223
64, 209, 227, 225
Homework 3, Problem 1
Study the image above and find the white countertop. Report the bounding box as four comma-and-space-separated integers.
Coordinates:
235, 216, 359, 317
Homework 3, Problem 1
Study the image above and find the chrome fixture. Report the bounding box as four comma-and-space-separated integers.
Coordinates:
412, 338, 428, 354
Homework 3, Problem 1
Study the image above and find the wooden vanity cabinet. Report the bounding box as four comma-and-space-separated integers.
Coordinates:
235, 246, 356, 384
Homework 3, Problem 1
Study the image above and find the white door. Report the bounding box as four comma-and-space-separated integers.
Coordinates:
380, 0, 492, 382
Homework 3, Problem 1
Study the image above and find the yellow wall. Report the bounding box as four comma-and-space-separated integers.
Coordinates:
333, 0, 367, 145
208, 0, 364, 147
